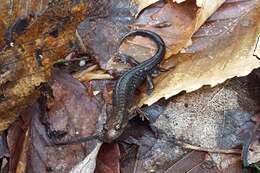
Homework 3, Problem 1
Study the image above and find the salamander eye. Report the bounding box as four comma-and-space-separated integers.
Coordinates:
115, 124, 121, 130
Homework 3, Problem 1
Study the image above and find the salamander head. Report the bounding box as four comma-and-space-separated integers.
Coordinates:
101, 108, 129, 143
102, 120, 127, 143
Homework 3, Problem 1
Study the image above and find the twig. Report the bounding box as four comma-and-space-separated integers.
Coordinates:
176, 141, 242, 154
253, 35, 260, 60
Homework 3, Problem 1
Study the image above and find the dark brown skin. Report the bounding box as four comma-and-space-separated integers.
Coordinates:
102, 29, 166, 142
53, 30, 166, 145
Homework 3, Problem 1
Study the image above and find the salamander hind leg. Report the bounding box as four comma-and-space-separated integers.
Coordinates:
128, 106, 150, 121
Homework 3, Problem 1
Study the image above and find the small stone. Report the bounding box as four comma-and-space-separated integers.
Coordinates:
79, 60, 86, 67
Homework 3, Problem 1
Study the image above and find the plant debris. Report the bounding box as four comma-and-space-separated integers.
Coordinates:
0, 0, 259, 173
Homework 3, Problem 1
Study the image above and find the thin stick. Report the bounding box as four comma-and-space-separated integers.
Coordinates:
176, 141, 242, 155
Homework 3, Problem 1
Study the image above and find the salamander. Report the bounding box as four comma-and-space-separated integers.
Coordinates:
53, 29, 166, 145
102, 29, 166, 142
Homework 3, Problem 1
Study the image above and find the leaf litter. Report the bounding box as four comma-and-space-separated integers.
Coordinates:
5, 70, 104, 173
0, 0, 260, 173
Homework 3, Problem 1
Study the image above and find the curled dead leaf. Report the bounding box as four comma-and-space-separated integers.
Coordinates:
74, 69, 113, 82
120, 0, 225, 61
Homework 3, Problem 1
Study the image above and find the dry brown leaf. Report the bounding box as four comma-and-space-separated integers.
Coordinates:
139, 1, 260, 106
7, 112, 31, 173
120, 0, 224, 61
165, 151, 207, 173
132, 0, 224, 21
15, 129, 29, 173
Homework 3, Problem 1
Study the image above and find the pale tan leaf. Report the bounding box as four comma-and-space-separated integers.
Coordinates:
131, 0, 160, 16
139, 2, 260, 106
175, 0, 187, 3
195, 0, 226, 31
74, 69, 113, 82
70, 142, 102, 173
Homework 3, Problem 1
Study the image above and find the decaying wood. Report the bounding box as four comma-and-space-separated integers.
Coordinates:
0, 0, 88, 131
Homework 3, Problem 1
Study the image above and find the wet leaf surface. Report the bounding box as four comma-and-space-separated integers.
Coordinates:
41, 70, 102, 140
95, 143, 121, 173
77, 0, 135, 69
6, 70, 104, 173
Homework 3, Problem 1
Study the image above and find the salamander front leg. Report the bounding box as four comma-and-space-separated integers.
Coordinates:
117, 53, 140, 66
146, 75, 154, 95
111, 54, 139, 79
151, 66, 169, 77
